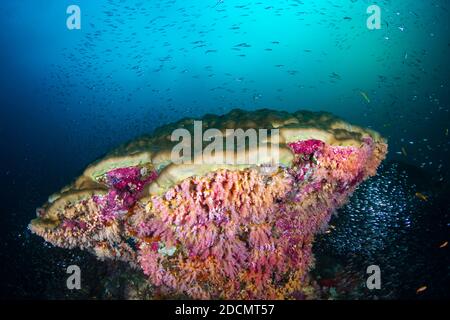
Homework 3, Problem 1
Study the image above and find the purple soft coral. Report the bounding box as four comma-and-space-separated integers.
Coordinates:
288, 139, 324, 155
96, 167, 158, 222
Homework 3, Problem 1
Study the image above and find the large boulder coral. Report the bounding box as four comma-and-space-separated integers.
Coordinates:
29, 109, 387, 299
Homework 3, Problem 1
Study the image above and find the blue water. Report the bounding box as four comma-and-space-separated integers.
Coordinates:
0, 0, 448, 299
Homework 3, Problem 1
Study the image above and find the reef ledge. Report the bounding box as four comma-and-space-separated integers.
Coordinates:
29, 108, 387, 299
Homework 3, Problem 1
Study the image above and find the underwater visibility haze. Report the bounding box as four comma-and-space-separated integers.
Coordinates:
0, 0, 449, 300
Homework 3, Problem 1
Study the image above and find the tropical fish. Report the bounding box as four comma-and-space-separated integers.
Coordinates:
401, 147, 407, 156
214, 0, 224, 8
330, 72, 341, 80
439, 241, 448, 248
318, 278, 338, 287
416, 286, 427, 294
415, 192, 428, 201
360, 91, 370, 103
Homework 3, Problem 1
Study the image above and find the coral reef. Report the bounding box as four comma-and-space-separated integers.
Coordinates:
29, 108, 387, 299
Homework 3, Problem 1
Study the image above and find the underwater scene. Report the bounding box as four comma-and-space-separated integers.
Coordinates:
0, 0, 449, 301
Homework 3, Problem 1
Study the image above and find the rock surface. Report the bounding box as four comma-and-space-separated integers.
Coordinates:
29, 108, 387, 299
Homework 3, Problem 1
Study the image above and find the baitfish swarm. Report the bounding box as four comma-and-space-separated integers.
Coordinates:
29, 109, 387, 299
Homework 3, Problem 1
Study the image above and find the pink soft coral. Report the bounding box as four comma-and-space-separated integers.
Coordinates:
288, 139, 324, 155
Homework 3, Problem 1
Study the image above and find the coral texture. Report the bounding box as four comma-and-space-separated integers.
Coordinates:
29, 109, 387, 299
